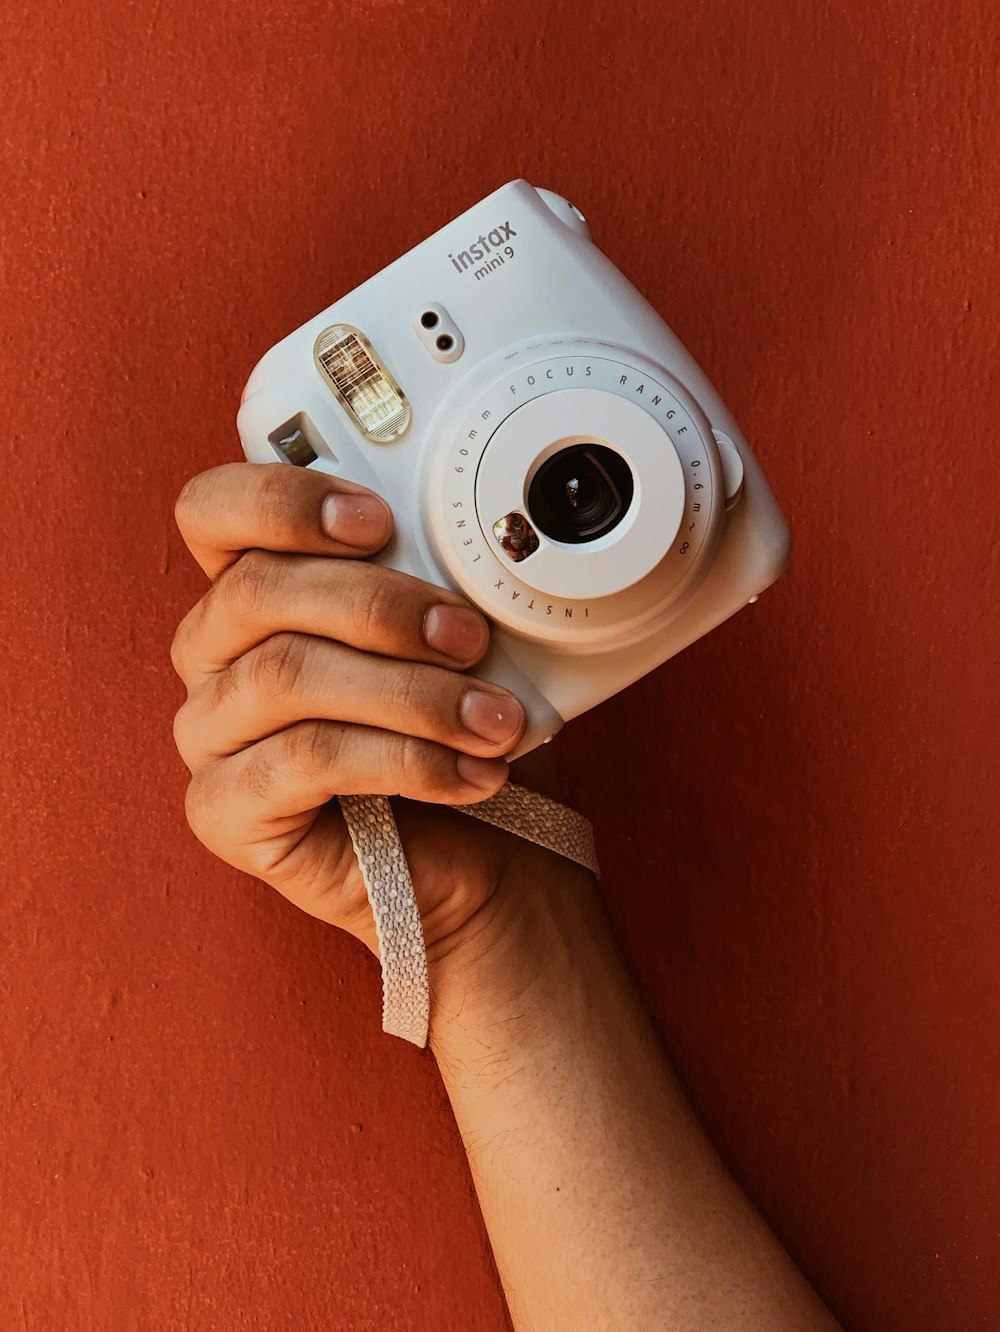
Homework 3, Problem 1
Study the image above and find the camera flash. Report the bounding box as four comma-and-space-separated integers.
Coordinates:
314, 325, 410, 442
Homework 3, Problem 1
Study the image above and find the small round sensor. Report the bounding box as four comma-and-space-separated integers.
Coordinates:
492, 511, 540, 563
413, 304, 464, 363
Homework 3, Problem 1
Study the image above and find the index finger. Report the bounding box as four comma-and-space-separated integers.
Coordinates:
174, 462, 394, 579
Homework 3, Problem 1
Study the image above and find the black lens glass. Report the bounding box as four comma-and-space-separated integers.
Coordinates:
527, 444, 634, 544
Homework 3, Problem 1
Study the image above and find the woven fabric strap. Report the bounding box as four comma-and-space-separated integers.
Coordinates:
338, 784, 600, 1048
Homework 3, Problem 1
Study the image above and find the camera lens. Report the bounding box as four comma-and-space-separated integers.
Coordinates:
527, 444, 634, 544
436, 333, 454, 351
421, 310, 439, 328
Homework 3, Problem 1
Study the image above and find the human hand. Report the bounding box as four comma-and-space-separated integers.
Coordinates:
170, 462, 569, 962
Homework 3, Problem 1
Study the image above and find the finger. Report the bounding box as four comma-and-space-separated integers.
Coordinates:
182, 722, 507, 913
171, 551, 490, 688
186, 719, 507, 857
174, 462, 394, 579
173, 632, 526, 770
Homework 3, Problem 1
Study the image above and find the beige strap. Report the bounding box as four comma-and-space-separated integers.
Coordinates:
339, 784, 600, 1048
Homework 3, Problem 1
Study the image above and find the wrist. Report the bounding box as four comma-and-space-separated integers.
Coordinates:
424, 842, 602, 1054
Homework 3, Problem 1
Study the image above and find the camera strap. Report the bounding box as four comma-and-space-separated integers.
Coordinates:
338, 787, 600, 1047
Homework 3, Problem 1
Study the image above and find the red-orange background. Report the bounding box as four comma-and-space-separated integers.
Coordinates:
2, 3, 997, 1328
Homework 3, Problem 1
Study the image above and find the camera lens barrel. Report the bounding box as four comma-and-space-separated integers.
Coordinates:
473, 386, 687, 601
423, 348, 726, 646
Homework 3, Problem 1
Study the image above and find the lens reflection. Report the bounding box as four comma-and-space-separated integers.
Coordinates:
527, 444, 633, 544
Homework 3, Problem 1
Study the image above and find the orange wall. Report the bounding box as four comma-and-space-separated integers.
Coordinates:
2, 3, 997, 1328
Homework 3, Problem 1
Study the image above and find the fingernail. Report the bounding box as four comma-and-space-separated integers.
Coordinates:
322, 492, 390, 548
456, 753, 508, 794
460, 688, 525, 745
423, 604, 489, 662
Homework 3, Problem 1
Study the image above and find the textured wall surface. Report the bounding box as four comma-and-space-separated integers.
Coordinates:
2, 2, 997, 1328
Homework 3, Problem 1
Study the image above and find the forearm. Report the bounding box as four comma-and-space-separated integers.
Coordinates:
427, 853, 839, 1332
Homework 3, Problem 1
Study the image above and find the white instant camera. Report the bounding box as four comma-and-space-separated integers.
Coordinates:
237, 180, 791, 758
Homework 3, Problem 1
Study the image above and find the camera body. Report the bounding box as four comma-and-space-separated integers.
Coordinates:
237, 180, 790, 758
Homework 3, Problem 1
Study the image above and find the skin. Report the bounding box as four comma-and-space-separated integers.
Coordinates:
172, 462, 841, 1331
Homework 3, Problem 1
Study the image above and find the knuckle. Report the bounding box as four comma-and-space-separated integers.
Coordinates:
169, 620, 189, 679
257, 462, 297, 524
246, 632, 309, 699
396, 734, 462, 803
283, 720, 346, 780
182, 772, 214, 845
172, 701, 196, 767
169, 602, 204, 681
348, 568, 402, 643
242, 746, 278, 801
173, 474, 201, 535
173, 470, 214, 538
387, 661, 435, 725
220, 549, 279, 623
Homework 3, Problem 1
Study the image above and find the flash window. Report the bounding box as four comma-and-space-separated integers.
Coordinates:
313, 324, 410, 442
